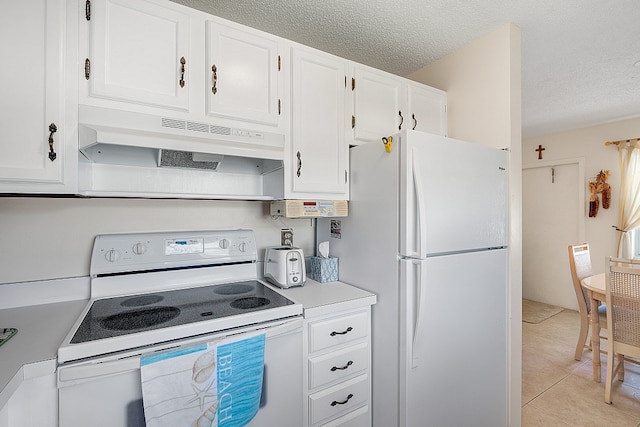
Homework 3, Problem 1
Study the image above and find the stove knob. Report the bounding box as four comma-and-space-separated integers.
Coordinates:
132, 242, 147, 255
219, 239, 229, 249
105, 249, 120, 262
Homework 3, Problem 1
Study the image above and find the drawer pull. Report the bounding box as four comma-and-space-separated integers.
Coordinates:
330, 327, 353, 336
331, 393, 354, 406
331, 360, 354, 371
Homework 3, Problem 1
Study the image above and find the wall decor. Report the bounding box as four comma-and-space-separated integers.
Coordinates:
588, 170, 611, 217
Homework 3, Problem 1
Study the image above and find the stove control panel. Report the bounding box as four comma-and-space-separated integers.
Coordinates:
90, 229, 257, 276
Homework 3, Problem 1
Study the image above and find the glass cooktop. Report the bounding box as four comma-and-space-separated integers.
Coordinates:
70, 280, 295, 344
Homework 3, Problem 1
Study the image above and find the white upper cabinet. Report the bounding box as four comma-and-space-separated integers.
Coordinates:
350, 65, 404, 145
0, 0, 77, 193
206, 21, 281, 127
82, 0, 191, 111
289, 46, 348, 199
349, 64, 448, 146
406, 82, 447, 136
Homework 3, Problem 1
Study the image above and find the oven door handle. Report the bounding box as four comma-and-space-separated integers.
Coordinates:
263, 318, 302, 339
58, 318, 302, 386
58, 357, 140, 384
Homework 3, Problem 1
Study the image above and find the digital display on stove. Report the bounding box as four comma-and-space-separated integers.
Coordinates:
164, 238, 204, 255
69, 280, 295, 344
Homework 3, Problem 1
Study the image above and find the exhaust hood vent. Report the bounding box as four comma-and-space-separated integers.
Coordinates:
77, 105, 286, 199
159, 150, 223, 171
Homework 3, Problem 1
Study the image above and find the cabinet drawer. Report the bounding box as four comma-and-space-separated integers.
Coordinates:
309, 375, 368, 426
323, 405, 370, 427
309, 312, 368, 353
309, 342, 368, 389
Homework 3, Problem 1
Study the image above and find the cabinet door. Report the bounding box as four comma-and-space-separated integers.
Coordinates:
351, 66, 403, 145
206, 21, 281, 126
85, 0, 190, 111
407, 83, 447, 136
0, 0, 71, 191
290, 48, 348, 198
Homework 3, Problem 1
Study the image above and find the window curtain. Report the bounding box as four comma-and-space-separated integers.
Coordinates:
615, 139, 640, 258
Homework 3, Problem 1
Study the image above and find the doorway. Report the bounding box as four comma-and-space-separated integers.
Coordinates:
522, 158, 585, 310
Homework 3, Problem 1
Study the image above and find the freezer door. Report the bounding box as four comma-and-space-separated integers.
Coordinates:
399, 130, 508, 258
399, 250, 508, 427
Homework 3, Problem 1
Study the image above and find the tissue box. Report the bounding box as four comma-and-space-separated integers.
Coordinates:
309, 257, 339, 283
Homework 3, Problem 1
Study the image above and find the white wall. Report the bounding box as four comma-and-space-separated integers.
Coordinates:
0, 197, 315, 285
523, 116, 640, 278
408, 23, 523, 427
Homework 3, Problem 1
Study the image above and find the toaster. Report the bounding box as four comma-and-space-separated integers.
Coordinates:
264, 246, 306, 288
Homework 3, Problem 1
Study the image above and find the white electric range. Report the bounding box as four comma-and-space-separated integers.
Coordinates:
57, 229, 303, 427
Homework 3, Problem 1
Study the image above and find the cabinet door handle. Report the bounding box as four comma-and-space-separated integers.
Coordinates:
179, 57, 186, 88
330, 360, 353, 371
398, 110, 403, 130
412, 113, 417, 130
296, 151, 302, 177
330, 326, 352, 336
331, 393, 354, 406
211, 64, 218, 94
48, 123, 57, 162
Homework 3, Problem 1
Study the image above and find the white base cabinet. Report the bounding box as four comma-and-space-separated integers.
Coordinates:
304, 307, 372, 427
0, 374, 57, 427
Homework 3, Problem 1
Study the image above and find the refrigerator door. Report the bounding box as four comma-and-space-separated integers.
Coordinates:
399, 249, 508, 427
399, 130, 508, 258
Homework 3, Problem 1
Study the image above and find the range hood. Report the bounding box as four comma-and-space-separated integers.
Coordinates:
77, 105, 285, 199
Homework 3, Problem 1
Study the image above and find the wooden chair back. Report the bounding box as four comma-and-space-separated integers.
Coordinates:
604, 257, 640, 403
568, 243, 593, 314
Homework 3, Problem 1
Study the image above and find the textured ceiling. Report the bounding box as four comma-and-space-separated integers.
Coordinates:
173, 0, 640, 139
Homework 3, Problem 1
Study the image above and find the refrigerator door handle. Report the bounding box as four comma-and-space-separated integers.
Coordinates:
411, 259, 427, 368
412, 153, 427, 258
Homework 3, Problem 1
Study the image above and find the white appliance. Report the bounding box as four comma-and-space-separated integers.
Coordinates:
269, 200, 349, 218
320, 130, 509, 427
264, 246, 306, 288
57, 229, 303, 427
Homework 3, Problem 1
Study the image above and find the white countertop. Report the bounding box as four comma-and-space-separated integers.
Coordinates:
276, 279, 377, 318
0, 299, 87, 410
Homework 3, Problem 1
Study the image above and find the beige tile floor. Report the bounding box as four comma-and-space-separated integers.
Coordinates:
522, 307, 640, 426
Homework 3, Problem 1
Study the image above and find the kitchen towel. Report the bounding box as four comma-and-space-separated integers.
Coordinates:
140, 332, 266, 427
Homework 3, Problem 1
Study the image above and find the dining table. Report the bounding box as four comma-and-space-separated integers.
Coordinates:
581, 272, 606, 382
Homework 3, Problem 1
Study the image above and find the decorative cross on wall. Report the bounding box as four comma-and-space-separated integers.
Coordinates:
535, 144, 545, 160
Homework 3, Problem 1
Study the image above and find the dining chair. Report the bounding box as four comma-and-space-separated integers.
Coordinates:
568, 243, 607, 361
604, 257, 640, 404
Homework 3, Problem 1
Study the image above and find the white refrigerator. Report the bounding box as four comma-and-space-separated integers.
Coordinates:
319, 129, 508, 427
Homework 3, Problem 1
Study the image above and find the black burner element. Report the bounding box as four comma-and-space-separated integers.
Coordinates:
100, 307, 181, 331
230, 297, 271, 310
214, 283, 255, 295
121, 295, 164, 307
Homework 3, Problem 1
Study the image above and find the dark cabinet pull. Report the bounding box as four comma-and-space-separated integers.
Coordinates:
296, 151, 302, 177
331, 360, 353, 371
212, 64, 218, 94
48, 123, 57, 162
330, 326, 352, 336
179, 57, 186, 88
398, 110, 403, 130
412, 113, 417, 130
331, 393, 354, 406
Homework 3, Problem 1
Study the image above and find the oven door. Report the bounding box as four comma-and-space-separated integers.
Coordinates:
57, 318, 302, 427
